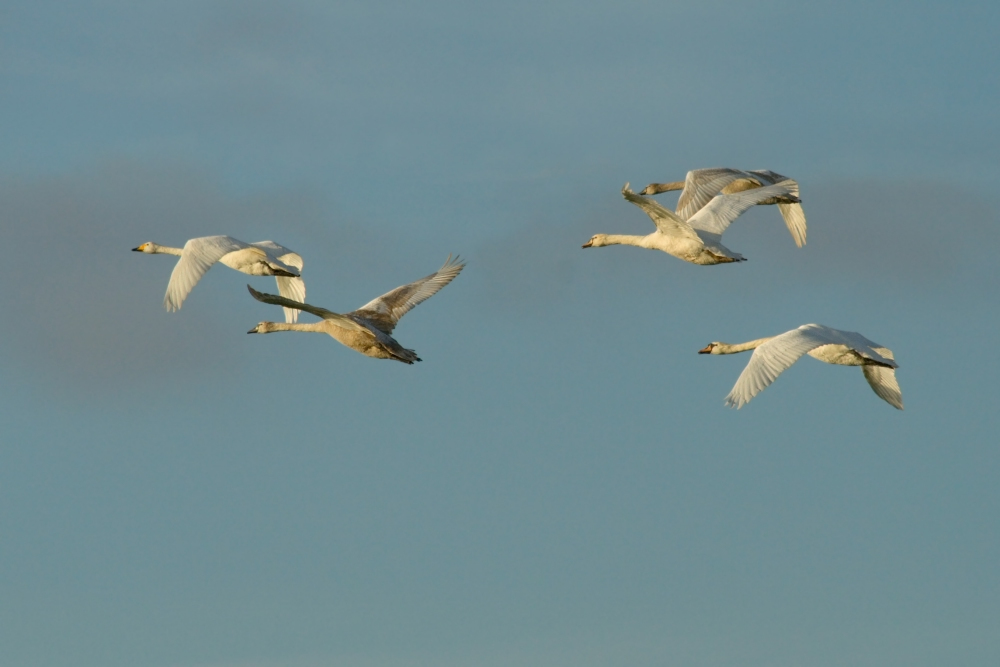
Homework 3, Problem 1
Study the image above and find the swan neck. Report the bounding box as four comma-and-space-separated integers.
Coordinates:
601, 234, 647, 247
717, 337, 774, 354
648, 180, 685, 194
261, 321, 327, 334
153, 244, 184, 256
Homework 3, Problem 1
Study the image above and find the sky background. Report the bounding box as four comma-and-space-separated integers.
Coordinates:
2, 1, 999, 666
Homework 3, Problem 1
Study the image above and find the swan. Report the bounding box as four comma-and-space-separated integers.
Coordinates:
699, 324, 903, 409
581, 182, 801, 265
246, 255, 465, 364
133, 236, 306, 322
640, 168, 807, 247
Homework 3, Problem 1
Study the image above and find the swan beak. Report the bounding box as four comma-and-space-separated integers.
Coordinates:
131, 246, 143, 252
582, 240, 593, 248
698, 345, 713, 354
247, 325, 259, 334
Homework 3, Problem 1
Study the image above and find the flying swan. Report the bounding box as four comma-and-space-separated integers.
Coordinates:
582, 182, 801, 265
246, 255, 465, 364
699, 324, 903, 409
640, 168, 807, 247
133, 236, 306, 323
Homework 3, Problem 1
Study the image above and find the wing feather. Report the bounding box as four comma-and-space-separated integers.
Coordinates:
163, 236, 248, 311
275, 276, 307, 323
675, 168, 757, 220
687, 183, 801, 242
249, 241, 306, 323
725, 327, 831, 408
620, 184, 702, 242
862, 364, 904, 410
351, 255, 466, 335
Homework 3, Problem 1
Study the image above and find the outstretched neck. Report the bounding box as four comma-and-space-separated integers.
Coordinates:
255, 321, 328, 334
600, 234, 649, 247
645, 180, 686, 195
150, 243, 183, 256
715, 337, 774, 354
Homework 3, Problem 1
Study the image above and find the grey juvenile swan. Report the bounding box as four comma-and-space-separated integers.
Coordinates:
133, 235, 306, 323
246, 255, 465, 364
640, 168, 807, 247
699, 324, 903, 409
582, 182, 800, 265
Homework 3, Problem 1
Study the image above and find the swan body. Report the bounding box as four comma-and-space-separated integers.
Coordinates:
640, 168, 807, 247
582, 182, 801, 265
133, 236, 306, 323
699, 324, 903, 409
246, 255, 465, 364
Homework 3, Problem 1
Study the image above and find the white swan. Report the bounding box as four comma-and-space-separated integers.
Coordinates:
133, 236, 306, 323
582, 182, 801, 265
640, 168, 807, 247
246, 255, 465, 364
699, 324, 903, 409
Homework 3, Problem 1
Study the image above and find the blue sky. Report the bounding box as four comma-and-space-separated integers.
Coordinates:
2, 2, 999, 666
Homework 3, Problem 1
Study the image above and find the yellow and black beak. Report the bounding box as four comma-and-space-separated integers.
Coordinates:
582, 240, 593, 248
698, 345, 713, 354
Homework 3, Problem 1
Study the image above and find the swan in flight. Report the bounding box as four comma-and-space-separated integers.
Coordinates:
640, 168, 807, 247
699, 324, 903, 409
246, 255, 465, 364
582, 182, 800, 265
133, 236, 306, 323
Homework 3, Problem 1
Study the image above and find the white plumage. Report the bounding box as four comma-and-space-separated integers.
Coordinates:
133, 236, 306, 323
699, 324, 903, 410
640, 167, 807, 247
582, 182, 802, 265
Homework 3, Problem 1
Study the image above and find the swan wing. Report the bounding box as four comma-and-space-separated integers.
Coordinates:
862, 362, 904, 410
742, 172, 807, 247
246, 285, 368, 333
724, 325, 835, 408
621, 184, 702, 242
163, 235, 249, 311
250, 241, 304, 270
249, 242, 306, 323
686, 183, 801, 243
825, 330, 895, 367
275, 276, 307, 323
675, 168, 758, 220
725, 324, 897, 408
352, 255, 466, 335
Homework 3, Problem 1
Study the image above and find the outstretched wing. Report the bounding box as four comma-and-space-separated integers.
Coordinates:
246, 285, 368, 333
621, 184, 703, 242
351, 255, 466, 335
675, 168, 759, 220
725, 324, 896, 408
250, 241, 306, 323
686, 183, 801, 247
725, 324, 836, 408
164, 235, 249, 311
862, 361, 904, 410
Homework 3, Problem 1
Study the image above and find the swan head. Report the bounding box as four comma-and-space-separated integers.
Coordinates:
638, 184, 658, 195
247, 321, 277, 334
582, 234, 608, 248
699, 342, 723, 354
132, 242, 157, 253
